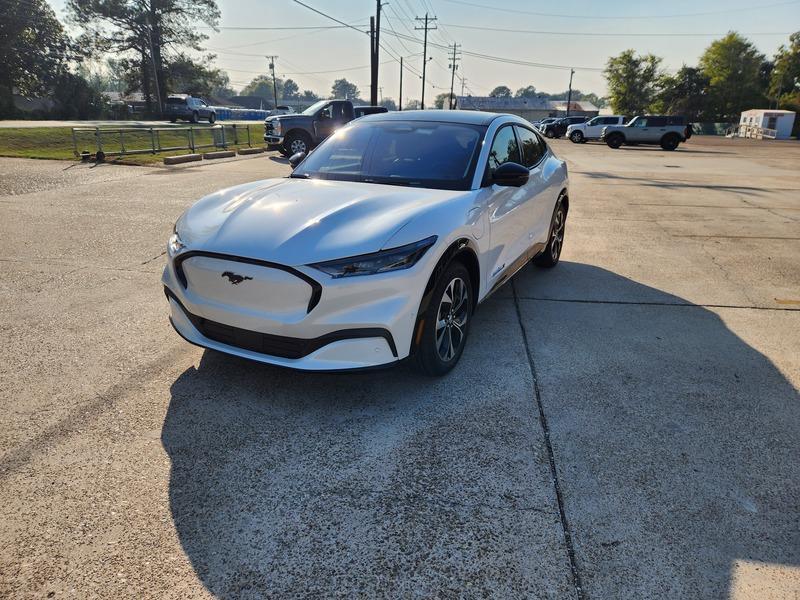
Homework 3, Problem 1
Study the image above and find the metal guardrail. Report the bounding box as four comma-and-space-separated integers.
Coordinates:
71, 124, 256, 160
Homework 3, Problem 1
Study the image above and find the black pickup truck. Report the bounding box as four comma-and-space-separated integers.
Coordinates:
264, 99, 387, 156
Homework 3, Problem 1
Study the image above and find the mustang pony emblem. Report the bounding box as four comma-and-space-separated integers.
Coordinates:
221, 271, 253, 285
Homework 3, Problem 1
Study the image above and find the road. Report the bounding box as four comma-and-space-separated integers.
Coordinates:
1, 137, 798, 599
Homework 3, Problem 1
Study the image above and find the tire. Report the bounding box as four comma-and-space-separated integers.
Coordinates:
545, 129, 555, 138
660, 133, 680, 151
413, 261, 472, 376
605, 132, 624, 149
570, 130, 584, 143
533, 198, 567, 268
283, 131, 311, 156
190, 111, 199, 124
169, 117, 177, 123
208, 112, 216, 124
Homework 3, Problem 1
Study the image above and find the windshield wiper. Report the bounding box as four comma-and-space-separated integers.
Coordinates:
361, 177, 420, 187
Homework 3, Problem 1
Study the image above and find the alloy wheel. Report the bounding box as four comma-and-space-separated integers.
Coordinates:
435, 277, 469, 362
290, 138, 307, 154
550, 207, 565, 261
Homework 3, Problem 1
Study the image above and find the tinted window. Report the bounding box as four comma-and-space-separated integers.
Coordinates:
515, 126, 545, 168
166, 97, 187, 105
487, 126, 520, 171
648, 116, 667, 127
603, 117, 619, 124
293, 120, 484, 191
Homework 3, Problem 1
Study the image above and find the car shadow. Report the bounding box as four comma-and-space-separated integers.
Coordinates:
161, 263, 799, 597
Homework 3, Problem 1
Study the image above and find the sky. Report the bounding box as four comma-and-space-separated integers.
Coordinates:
46, 0, 800, 102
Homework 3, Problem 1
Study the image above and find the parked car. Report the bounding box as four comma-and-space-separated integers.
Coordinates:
354, 105, 389, 118
266, 100, 385, 156
601, 115, 692, 150
567, 115, 628, 143
266, 105, 295, 117
534, 117, 558, 131
540, 115, 589, 138
165, 95, 217, 124
165, 110, 569, 375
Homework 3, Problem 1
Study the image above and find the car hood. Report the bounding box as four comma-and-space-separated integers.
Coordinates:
176, 178, 466, 265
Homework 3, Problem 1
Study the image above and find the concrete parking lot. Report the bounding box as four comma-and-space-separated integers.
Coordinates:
1, 137, 798, 599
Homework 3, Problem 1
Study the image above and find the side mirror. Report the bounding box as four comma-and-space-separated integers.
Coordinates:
492, 162, 529, 187
288, 151, 306, 169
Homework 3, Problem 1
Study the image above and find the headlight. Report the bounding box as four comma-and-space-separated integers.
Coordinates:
273, 120, 282, 134
310, 236, 437, 278
168, 221, 186, 255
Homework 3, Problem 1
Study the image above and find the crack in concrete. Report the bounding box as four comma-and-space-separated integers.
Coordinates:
515, 296, 800, 312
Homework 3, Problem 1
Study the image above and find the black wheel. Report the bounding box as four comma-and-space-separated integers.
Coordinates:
190, 111, 199, 124
169, 117, 177, 123
413, 261, 472, 376
533, 198, 567, 268
660, 133, 680, 151
605, 132, 624, 149
283, 131, 311, 156
95, 150, 105, 162
545, 129, 555, 138
208, 112, 216, 124
570, 130, 584, 143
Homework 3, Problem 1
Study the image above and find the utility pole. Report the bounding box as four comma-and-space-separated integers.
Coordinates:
415, 13, 437, 109
399, 56, 403, 110
461, 77, 466, 97
448, 43, 461, 110
370, 0, 382, 106
267, 55, 279, 110
566, 68, 575, 117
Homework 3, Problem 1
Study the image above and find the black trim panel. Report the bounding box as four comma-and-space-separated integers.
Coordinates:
173, 250, 322, 314
165, 287, 397, 359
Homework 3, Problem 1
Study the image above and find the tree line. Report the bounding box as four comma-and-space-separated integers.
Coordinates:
604, 32, 800, 123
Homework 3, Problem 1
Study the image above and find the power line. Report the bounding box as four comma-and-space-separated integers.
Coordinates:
441, 0, 800, 19
438, 22, 795, 37
196, 24, 365, 30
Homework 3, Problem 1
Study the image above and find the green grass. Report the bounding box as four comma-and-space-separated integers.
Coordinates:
0, 125, 261, 165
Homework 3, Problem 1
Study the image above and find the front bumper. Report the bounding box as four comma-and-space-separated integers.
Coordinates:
264, 135, 284, 144
162, 250, 429, 371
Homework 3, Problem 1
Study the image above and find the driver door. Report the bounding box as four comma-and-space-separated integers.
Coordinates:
483, 125, 539, 291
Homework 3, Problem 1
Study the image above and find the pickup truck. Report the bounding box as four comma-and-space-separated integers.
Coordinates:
567, 115, 628, 143
165, 94, 217, 124
539, 115, 589, 139
601, 115, 691, 150
264, 99, 388, 156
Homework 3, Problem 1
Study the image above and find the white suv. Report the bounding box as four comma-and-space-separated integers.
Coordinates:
567, 115, 627, 143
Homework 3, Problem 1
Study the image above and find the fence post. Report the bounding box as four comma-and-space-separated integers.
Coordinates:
119, 130, 126, 155
232, 124, 238, 146
247, 125, 252, 147
189, 128, 195, 152
95, 127, 103, 154
156, 129, 162, 152
71, 128, 78, 157
220, 125, 227, 148
149, 128, 156, 154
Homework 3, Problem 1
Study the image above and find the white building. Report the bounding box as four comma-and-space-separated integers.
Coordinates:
738, 109, 796, 140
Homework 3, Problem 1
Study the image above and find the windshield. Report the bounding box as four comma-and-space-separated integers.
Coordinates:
301, 100, 329, 115
292, 120, 485, 191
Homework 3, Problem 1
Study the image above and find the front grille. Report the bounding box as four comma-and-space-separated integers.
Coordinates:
166, 287, 397, 359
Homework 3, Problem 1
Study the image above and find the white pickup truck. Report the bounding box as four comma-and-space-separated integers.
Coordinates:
566, 115, 627, 143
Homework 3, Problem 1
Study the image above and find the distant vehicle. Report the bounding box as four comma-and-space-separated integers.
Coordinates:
534, 117, 558, 131
164, 110, 569, 374
165, 95, 217, 124
265, 99, 383, 156
567, 115, 628, 143
601, 115, 692, 151
540, 116, 590, 139
354, 105, 389, 118
266, 105, 295, 117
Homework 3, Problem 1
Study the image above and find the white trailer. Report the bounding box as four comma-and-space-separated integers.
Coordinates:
737, 109, 796, 140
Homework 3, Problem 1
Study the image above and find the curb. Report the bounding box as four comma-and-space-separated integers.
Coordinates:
163, 154, 202, 165
203, 150, 236, 159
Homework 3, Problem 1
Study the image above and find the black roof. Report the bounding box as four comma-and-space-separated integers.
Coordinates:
359, 109, 501, 126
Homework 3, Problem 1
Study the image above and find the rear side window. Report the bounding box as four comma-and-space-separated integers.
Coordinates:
515, 126, 546, 168
487, 126, 520, 171
647, 117, 667, 127
603, 117, 619, 124
166, 97, 187, 105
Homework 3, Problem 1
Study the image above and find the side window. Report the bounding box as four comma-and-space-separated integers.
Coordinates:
604, 117, 618, 124
318, 104, 333, 120
331, 103, 344, 120
633, 118, 648, 127
487, 126, 521, 171
515, 126, 545, 168
649, 116, 667, 127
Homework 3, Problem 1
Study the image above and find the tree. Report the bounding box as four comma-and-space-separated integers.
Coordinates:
699, 32, 766, 121
241, 75, 284, 104
283, 78, 299, 99
403, 99, 421, 110
654, 66, 709, 121
0, 0, 71, 116
489, 85, 512, 98
604, 50, 662, 115
331, 78, 360, 99
515, 85, 538, 98
68, 0, 221, 113
770, 31, 800, 109
379, 97, 397, 111
302, 89, 320, 101
167, 54, 231, 98
434, 92, 451, 109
